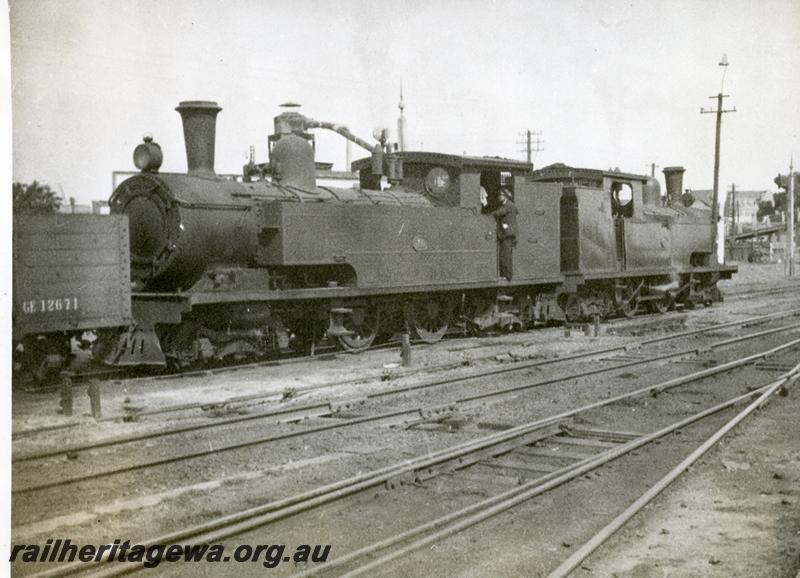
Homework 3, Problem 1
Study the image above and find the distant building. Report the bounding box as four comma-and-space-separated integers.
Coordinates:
57, 198, 110, 215
725, 190, 768, 233
686, 188, 768, 232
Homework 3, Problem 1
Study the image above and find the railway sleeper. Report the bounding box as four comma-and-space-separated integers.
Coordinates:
476, 430, 637, 483
395, 405, 459, 430
395, 423, 564, 486
559, 425, 644, 443
515, 444, 600, 462
407, 413, 470, 433
606, 352, 656, 362
329, 397, 369, 414
417, 426, 640, 488
456, 467, 527, 487
480, 456, 563, 475
755, 362, 799, 372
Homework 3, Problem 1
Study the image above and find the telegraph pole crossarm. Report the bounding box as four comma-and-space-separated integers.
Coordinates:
517, 129, 544, 167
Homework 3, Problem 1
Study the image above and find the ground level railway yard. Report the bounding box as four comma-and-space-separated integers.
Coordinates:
10, 263, 800, 577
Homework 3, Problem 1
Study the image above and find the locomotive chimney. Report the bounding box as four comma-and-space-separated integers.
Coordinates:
175, 101, 222, 175
662, 166, 685, 207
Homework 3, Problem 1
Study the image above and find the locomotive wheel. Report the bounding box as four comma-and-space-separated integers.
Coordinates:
15, 335, 72, 387
617, 290, 640, 319
161, 322, 204, 369
561, 294, 582, 324
465, 296, 496, 336
619, 300, 639, 318
408, 298, 452, 344
337, 305, 381, 352
650, 295, 673, 314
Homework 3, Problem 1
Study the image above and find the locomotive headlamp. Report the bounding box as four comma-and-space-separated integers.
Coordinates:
133, 135, 163, 172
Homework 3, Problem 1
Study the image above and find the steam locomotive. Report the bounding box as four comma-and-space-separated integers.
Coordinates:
13, 100, 736, 374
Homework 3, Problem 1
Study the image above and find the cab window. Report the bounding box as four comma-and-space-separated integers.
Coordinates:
611, 181, 634, 218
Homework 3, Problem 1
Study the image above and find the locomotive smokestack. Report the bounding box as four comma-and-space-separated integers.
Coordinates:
662, 166, 685, 207
175, 101, 221, 175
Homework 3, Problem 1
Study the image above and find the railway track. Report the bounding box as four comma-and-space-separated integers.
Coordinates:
11, 318, 800, 502
308, 368, 800, 578
12, 292, 800, 578
13, 304, 800, 443
24, 344, 800, 578
12, 311, 800, 482
544, 368, 800, 578
724, 283, 800, 300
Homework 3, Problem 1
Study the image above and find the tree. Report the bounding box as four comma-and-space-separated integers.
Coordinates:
13, 180, 63, 214
774, 172, 800, 194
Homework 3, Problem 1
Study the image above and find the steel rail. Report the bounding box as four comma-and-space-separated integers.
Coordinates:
12, 405, 432, 494
28, 342, 800, 578
12, 324, 800, 491
22, 310, 688, 422
318, 370, 798, 578
16, 309, 800, 462
13, 306, 800, 443
726, 284, 800, 300
452, 321, 800, 407
108, 307, 800, 412
547, 365, 800, 578
12, 401, 335, 463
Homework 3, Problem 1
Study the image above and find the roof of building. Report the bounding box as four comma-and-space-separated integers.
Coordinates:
688, 189, 768, 207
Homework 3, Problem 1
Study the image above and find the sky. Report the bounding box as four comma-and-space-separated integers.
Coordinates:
7, 0, 800, 205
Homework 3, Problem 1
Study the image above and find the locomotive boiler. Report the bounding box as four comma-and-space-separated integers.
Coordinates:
100, 100, 735, 369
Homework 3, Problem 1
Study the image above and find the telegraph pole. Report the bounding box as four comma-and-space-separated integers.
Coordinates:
788, 157, 796, 277
729, 183, 736, 236
700, 55, 736, 263
517, 129, 544, 166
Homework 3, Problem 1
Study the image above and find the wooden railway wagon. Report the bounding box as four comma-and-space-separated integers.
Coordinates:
12, 214, 132, 378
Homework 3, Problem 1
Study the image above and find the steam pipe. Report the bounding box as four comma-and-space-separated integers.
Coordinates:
302, 119, 375, 153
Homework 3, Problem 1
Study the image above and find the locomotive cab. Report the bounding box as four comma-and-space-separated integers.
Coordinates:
353, 152, 531, 210
530, 165, 672, 273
